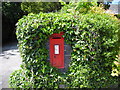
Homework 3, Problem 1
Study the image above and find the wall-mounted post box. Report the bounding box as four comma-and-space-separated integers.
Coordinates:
50, 32, 64, 68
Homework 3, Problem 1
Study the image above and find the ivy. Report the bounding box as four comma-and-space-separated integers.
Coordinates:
9, 12, 120, 88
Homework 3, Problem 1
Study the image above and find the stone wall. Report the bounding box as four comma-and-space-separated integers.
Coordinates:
46, 40, 72, 73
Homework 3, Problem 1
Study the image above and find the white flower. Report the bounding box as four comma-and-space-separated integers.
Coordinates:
111, 69, 119, 77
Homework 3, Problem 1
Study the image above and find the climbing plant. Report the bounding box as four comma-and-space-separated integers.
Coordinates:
9, 5, 120, 88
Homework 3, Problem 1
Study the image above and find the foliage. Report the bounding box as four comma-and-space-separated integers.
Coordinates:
2, 2, 26, 43
60, 0, 97, 14
21, 2, 62, 14
111, 13, 120, 77
2, 2, 24, 23
116, 14, 120, 19
9, 11, 120, 88
66, 12, 119, 88
97, 0, 112, 10
9, 1, 120, 88
111, 56, 120, 77
9, 69, 34, 88
9, 64, 65, 88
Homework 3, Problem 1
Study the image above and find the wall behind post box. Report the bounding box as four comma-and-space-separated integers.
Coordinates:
46, 40, 72, 73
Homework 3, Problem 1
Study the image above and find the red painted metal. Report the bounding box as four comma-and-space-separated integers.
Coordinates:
49, 32, 64, 68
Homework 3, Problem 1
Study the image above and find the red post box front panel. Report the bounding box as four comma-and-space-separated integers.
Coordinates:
50, 33, 64, 68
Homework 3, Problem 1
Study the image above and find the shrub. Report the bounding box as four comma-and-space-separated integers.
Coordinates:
9, 10, 120, 88
21, 2, 62, 13
60, 0, 97, 14
116, 14, 120, 19
9, 69, 35, 88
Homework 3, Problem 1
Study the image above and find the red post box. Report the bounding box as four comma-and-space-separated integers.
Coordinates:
49, 32, 64, 68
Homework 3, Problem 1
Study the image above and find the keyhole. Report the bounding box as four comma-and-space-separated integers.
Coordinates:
54, 56, 56, 58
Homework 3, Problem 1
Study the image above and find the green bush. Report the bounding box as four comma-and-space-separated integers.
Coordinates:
9, 11, 120, 88
21, 2, 62, 13
9, 69, 35, 88
116, 14, 120, 19
60, 0, 97, 14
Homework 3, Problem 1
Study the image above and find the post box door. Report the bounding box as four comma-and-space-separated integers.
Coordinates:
50, 33, 64, 68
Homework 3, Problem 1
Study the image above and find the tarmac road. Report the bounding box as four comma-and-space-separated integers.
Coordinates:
0, 42, 22, 89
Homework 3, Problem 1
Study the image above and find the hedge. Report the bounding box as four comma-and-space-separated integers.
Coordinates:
9, 12, 120, 88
